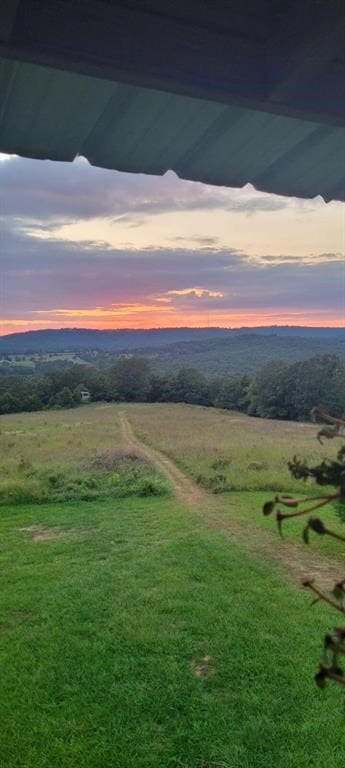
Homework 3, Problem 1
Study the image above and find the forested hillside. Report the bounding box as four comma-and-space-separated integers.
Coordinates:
143, 334, 345, 375
0, 353, 344, 422
1, 330, 344, 377
0, 327, 231, 353
0, 325, 344, 354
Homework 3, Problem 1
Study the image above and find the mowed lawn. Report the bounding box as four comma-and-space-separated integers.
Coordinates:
0, 404, 344, 767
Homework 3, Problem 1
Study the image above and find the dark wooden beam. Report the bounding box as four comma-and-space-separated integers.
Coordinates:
0, 0, 344, 126
0, 0, 20, 41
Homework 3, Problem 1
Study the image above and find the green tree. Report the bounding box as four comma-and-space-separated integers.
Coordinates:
173, 367, 210, 405
108, 357, 151, 401
54, 387, 76, 408
289, 355, 345, 420
0, 391, 20, 414
147, 373, 178, 402
249, 361, 291, 419
216, 374, 252, 411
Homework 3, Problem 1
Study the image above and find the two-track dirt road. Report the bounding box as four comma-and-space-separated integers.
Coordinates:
120, 411, 343, 588
120, 412, 204, 505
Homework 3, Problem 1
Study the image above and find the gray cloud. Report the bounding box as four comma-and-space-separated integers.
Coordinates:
170, 235, 221, 246
1, 218, 343, 321
0, 155, 292, 226
0, 155, 342, 327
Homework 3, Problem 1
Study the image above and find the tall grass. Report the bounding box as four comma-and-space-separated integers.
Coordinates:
0, 406, 168, 503
125, 403, 337, 493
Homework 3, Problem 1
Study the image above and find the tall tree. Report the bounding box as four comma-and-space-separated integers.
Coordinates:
108, 357, 151, 401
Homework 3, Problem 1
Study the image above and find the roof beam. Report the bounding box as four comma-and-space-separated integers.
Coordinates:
0, 0, 343, 126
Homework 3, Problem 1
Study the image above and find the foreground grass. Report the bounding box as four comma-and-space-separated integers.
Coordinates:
1, 404, 344, 766
0, 495, 344, 768
123, 403, 345, 557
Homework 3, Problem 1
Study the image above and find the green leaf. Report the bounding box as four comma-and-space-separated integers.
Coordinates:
332, 581, 345, 600
263, 500, 275, 516
302, 524, 309, 545
330, 666, 343, 677
315, 670, 327, 690
308, 517, 326, 535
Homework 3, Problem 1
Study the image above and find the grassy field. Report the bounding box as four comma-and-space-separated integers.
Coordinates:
0, 403, 344, 767
0, 352, 87, 367
126, 403, 335, 492
124, 403, 345, 556
0, 406, 167, 504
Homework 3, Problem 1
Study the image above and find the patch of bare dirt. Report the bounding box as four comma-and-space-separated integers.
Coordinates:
191, 655, 214, 678
119, 413, 343, 591
0, 610, 38, 636
3, 431, 31, 436
207, 514, 344, 590
19, 525, 74, 542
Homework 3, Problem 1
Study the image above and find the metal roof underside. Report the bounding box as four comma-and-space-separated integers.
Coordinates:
0, 1, 344, 202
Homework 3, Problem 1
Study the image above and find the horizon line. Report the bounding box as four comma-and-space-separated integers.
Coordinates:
0, 322, 344, 339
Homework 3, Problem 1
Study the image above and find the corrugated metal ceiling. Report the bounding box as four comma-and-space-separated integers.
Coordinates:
1, 57, 344, 202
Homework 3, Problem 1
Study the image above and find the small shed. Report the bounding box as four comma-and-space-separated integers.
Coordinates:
80, 389, 91, 403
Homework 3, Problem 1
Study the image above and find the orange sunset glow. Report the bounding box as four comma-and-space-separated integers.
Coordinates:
0, 154, 344, 335
0, 308, 343, 337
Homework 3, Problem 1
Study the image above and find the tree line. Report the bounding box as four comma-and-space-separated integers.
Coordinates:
0, 353, 344, 421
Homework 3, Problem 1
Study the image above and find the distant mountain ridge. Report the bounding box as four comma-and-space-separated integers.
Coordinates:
142, 333, 345, 376
0, 326, 344, 353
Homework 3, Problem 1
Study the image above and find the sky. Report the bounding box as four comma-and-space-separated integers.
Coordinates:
0, 152, 344, 335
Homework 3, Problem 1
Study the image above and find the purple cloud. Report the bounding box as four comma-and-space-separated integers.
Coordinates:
0, 217, 343, 322
0, 156, 290, 225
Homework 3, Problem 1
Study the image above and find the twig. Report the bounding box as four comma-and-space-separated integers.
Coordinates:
303, 581, 345, 615
277, 495, 340, 522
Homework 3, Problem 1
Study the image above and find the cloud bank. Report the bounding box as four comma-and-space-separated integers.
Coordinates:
0, 155, 304, 225
0, 154, 344, 332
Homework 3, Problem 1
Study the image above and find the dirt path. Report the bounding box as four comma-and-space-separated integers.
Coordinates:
206, 513, 344, 589
120, 412, 205, 505
120, 412, 343, 588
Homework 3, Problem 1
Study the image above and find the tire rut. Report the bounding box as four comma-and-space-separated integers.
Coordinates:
119, 412, 343, 588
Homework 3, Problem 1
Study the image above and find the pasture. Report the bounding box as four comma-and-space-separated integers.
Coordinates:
0, 403, 344, 767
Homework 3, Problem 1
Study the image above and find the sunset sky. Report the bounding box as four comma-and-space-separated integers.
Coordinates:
0, 152, 344, 335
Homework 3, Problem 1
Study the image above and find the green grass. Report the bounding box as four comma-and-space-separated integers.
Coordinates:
0, 357, 36, 368
125, 403, 337, 493
0, 403, 344, 766
0, 453, 167, 505
0, 352, 87, 367
0, 496, 344, 768
120, 403, 345, 557
0, 406, 168, 503
0, 402, 337, 495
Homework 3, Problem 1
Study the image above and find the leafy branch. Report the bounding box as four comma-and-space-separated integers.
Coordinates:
263, 409, 345, 691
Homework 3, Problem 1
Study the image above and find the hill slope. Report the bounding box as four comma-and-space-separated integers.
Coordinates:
143, 334, 345, 375
0, 326, 344, 354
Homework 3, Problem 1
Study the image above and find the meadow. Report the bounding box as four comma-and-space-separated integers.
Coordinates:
0, 406, 167, 504
0, 403, 344, 767
0, 352, 86, 369
127, 402, 329, 492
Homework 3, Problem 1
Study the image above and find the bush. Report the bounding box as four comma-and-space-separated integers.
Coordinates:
0, 453, 169, 506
